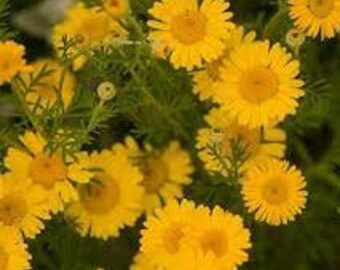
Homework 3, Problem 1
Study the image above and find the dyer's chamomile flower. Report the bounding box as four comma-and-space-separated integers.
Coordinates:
5, 131, 87, 214
66, 149, 144, 239
0, 173, 51, 239
16, 59, 76, 112
0, 226, 31, 270
113, 137, 193, 213
196, 107, 286, 176
289, 0, 340, 39
0, 41, 32, 86
242, 159, 308, 226
148, 0, 235, 70
216, 41, 304, 128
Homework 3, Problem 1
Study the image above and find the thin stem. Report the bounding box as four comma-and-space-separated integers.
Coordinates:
12, 76, 44, 134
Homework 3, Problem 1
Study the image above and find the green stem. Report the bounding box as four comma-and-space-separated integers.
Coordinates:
262, 9, 285, 39
12, 76, 44, 134
87, 99, 105, 132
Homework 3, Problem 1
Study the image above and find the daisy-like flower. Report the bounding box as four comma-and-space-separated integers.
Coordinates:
215, 41, 305, 128
187, 206, 251, 270
140, 200, 205, 268
193, 26, 256, 101
140, 200, 251, 270
113, 137, 193, 213
242, 159, 308, 226
66, 149, 144, 239
53, 3, 127, 70
196, 107, 286, 176
5, 131, 86, 214
15, 59, 76, 113
289, 0, 340, 39
148, 0, 234, 70
0, 41, 32, 86
103, 0, 130, 17
0, 226, 31, 270
0, 173, 50, 239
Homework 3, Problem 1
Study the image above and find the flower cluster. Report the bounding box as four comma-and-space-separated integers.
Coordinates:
0, 0, 336, 268
135, 200, 251, 270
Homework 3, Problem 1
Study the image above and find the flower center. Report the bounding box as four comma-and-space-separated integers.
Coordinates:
163, 226, 184, 254
217, 125, 260, 158
141, 158, 168, 193
29, 153, 68, 189
109, 0, 119, 7
240, 67, 279, 104
80, 173, 120, 215
34, 78, 57, 103
262, 177, 289, 205
79, 15, 111, 42
0, 59, 11, 72
171, 11, 207, 45
201, 229, 228, 258
0, 194, 28, 226
308, 0, 334, 18
0, 248, 9, 270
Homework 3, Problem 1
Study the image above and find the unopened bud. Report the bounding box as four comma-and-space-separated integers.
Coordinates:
286, 28, 306, 49
97, 81, 117, 101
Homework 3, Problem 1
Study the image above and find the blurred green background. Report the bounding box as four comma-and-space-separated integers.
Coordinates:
1, 0, 340, 269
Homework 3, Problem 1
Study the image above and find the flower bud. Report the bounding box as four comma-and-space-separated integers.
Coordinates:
97, 81, 117, 101
286, 28, 306, 49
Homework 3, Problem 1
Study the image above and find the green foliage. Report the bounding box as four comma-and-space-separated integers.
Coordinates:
0, 0, 15, 40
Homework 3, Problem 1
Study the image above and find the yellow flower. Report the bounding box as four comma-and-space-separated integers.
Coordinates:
66, 149, 143, 239
53, 3, 127, 70
0, 173, 51, 239
130, 253, 158, 270
140, 200, 251, 270
242, 159, 308, 226
187, 206, 251, 270
196, 107, 286, 176
15, 59, 76, 113
215, 41, 305, 128
113, 137, 193, 213
148, 0, 234, 70
193, 26, 256, 101
5, 131, 84, 214
103, 0, 130, 17
140, 200, 204, 268
0, 226, 31, 270
0, 41, 32, 86
289, 0, 340, 39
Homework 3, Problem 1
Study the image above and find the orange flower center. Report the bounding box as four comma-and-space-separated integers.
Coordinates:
217, 125, 261, 159
80, 173, 120, 215
171, 11, 207, 45
0, 248, 9, 270
262, 177, 289, 205
240, 67, 279, 104
33, 76, 58, 103
0, 194, 28, 226
141, 158, 168, 193
78, 14, 111, 42
109, 0, 119, 7
308, 0, 334, 18
163, 226, 184, 254
201, 229, 228, 258
29, 153, 68, 189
